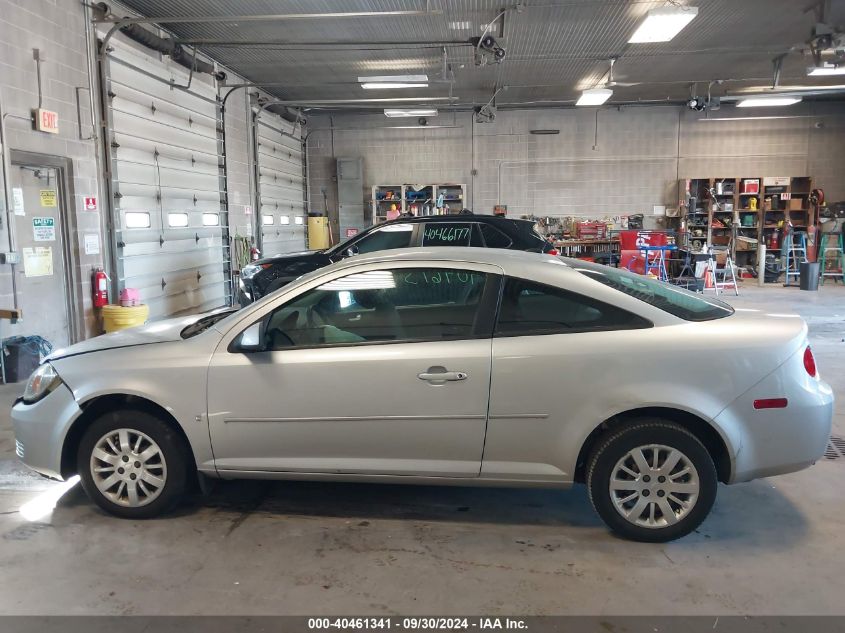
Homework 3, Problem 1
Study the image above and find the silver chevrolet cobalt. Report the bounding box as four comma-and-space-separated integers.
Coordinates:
13, 248, 833, 541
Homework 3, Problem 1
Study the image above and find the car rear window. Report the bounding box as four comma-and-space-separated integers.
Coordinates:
570, 260, 734, 322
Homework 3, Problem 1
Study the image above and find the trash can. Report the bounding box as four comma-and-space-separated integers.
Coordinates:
1, 337, 45, 383
799, 261, 820, 291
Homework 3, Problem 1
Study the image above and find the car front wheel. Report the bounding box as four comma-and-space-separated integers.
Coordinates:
587, 420, 717, 542
77, 409, 188, 518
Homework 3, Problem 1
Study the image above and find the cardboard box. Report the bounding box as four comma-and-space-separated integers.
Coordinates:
789, 198, 803, 211
741, 179, 760, 194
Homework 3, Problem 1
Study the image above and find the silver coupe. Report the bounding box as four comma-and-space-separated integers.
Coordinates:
12, 248, 833, 541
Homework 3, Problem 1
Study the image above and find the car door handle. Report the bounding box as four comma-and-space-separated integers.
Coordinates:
417, 371, 468, 382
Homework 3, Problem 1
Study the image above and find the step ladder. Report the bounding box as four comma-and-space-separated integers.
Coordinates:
782, 231, 807, 287
819, 231, 845, 285
706, 248, 739, 296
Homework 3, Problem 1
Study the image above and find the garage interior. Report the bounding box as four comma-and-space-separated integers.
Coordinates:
1, 0, 845, 619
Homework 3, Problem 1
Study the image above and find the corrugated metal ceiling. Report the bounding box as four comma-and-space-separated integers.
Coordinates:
113, 0, 845, 109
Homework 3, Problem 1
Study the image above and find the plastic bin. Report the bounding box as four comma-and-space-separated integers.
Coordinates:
102, 304, 149, 333
799, 262, 820, 291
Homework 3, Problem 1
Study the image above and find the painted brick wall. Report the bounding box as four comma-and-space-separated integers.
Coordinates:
307, 102, 845, 236
0, 0, 105, 341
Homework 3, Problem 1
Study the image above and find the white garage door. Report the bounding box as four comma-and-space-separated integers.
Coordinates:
103, 38, 230, 319
255, 110, 306, 257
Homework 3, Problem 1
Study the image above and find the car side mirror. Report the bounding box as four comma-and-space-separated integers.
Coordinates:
234, 321, 265, 353
346, 245, 359, 258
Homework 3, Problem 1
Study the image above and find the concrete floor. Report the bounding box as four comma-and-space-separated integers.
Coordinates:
0, 282, 843, 615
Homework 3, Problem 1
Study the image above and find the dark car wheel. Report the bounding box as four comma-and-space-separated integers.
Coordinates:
77, 409, 189, 519
587, 419, 717, 542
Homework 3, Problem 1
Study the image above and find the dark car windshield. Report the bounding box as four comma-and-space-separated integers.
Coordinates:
570, 260, 734, 322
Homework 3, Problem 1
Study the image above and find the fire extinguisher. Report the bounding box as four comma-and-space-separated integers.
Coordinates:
92, 268, 109, 308
770, 229, 780, 251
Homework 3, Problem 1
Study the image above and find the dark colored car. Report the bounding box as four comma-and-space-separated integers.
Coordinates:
238, 215, 556, 305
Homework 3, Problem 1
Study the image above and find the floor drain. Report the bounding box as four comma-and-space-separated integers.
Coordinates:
824, 435, 845, 460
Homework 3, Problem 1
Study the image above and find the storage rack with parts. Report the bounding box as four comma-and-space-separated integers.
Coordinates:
370, 184, 467, 224
680, 176, 815, 266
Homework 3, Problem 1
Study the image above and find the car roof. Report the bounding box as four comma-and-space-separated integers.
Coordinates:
384, 215, 532, 226
328, 246, 575, 275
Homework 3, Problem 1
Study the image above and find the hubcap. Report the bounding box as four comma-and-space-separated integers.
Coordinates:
609, 444, 699, 529
89, 429, 167, 508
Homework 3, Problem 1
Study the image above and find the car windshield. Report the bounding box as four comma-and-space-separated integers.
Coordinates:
181, 309, 238, 338
570, 260, 734, 322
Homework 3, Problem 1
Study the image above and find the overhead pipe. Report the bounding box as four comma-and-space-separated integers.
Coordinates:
92, 9, 442, 26
115, 22, 226, 81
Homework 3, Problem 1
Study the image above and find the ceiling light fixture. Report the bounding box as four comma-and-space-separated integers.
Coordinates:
628, 6, 699, 43
807, 64, 845, 76
576, 88, 613, 106
736, 96, 802, 107
384, 108, 438, 117
358, 74, 428, 83
361, 82, 429, 89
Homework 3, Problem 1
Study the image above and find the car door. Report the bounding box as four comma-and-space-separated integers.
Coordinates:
482, 276, 652, 481
207, 261, 502, 477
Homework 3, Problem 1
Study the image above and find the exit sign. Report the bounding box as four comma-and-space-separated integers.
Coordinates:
33, 108, 59, 134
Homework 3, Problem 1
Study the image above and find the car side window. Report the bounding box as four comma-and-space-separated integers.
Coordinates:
353, 224, 414, 254
260, 268, 491, 350
495, 277, 651, 336
480, 223, 513, 249
420, 222, 483, 247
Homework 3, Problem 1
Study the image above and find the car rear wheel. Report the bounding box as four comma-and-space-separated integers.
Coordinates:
77, 409, 188, 518
587, 420, 717, 542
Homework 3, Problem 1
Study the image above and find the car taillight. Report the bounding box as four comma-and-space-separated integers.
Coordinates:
803, 346, 817, 378
546, 248, 559, 256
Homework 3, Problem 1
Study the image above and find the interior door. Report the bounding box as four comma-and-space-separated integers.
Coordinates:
207, 264, 500, 477
4, 165, 72, 351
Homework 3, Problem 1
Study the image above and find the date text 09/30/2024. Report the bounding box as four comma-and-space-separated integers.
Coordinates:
308, 618, 528, 630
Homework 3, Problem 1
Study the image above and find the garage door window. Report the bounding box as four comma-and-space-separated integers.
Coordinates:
495, 277, 651, 336
262, 215, 274, 226
258, 267, 491, 349
202, 213, 220, 226
124, 211, 151, 229
167, 212, 189, 227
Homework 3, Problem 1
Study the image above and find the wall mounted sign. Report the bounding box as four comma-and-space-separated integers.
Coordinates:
84, 233, 100, 255
33, 108, 59, 134
39, 190, 57, 207
12, 188, 25, 215
33, 217, 56, 241
23, 247, 54, 277
83, 196, 97, 211
345, 228, 359, 237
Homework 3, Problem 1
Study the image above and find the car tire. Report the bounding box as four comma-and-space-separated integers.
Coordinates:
587, 419, 717, 542
77, 409, 189, 519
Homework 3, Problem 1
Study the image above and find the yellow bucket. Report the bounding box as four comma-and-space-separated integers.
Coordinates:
102, 304, 149, 333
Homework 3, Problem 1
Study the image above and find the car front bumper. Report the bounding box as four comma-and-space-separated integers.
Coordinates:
12, 383, 82, 481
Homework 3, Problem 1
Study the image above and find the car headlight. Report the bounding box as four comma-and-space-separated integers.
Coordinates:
22, 363, 63, 404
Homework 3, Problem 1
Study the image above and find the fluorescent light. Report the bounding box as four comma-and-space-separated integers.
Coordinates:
447, 21, 472, 30
576, 88, 612, 106
629, 6, 698, 43
736, 96, 802, 107
358, 75, 427, 83
384, 108, 438, 117
361, 82, 428, 89
807, 64, 845, 76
